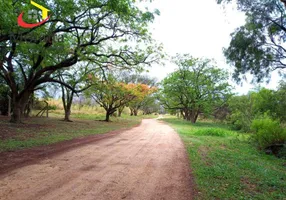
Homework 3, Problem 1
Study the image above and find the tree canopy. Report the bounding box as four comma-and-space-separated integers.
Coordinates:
86, 74, 136, 121
217, 0, 286, 82
0, 0, 162, 123
159, 54, 232, 123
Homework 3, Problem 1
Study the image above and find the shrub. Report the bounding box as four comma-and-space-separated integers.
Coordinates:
194, 128, 232, 137
227, 95, 254, 132
250, 116, 286, 151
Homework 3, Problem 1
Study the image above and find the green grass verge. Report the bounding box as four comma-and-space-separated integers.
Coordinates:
162, 118, 286, 200
0, 114, 143, 152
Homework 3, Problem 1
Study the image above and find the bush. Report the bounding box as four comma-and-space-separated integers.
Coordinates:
230, 114, 252, 132
250, 117, 286, 151
194, 128, 232, 137
227, 95, 254, 132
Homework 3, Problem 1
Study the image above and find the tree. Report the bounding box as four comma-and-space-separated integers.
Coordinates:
217, 0, 286, 82
58, 64, 93, 122
252, 84, 286, 122
141, 96, 161, 115
86, 74, 137, 122
159, 54, 232, 123
115, 71, 158, 116
0, 0, 161, 123
129, 83, 157, 116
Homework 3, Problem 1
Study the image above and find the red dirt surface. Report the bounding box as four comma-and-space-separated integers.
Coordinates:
0, 119, 194, 200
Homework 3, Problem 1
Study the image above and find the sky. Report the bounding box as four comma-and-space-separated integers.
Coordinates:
140, 0, 282, 94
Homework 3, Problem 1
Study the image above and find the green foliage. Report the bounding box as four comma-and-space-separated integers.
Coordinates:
194, 128, 233, 137
116, 71, 159, 115
86, 74, 138, 121
163, 117, 286, 199
228, 95, 254, 132
159, 54, 232, 123
250, 116, 286, 150
275, 81, 286, 122
48, 105, 57, 110
228, 84, 286, 132
1, 0, 162, 123
217, 0, 286, 82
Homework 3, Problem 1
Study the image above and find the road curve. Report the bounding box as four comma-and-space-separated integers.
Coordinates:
0, 119, 193, 200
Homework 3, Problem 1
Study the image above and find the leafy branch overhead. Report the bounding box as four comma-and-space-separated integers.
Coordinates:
217, 0, 286, 82
0, 0, 163, 123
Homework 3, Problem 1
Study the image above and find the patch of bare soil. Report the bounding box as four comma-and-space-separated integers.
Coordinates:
0, 119, 194, 200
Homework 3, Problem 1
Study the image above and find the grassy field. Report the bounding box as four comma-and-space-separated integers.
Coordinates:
0, 112, 155, 153
162, 118, 286, 200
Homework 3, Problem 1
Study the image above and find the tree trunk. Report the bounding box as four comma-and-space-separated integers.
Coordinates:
180, 109, 185, 119
24, 95, 33, 118
10, 102, 22, 123
64, 108, 72, 122
130, 108, 134, 116
118, 106, 124, 117
10, 92, 31, 123
62, 87, 74, 122
184, 109, 191, 121
63, 98, 73, 122
134, 109, 138, 116
105, 111, 110, 122
189, 110, 199, 123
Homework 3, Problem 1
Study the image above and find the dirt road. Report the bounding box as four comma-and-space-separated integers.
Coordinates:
0, 119, 193, 200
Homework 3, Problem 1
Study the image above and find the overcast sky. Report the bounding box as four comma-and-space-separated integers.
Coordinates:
140, 0, 282, 94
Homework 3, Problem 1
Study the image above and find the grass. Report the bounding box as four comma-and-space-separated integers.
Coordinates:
0, 113, 146, 152
162, 118, 286, 200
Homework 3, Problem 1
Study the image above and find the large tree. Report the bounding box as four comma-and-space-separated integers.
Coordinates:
217, 0, 286, 82
0, 0, 161, 123
159, 54, 232, 123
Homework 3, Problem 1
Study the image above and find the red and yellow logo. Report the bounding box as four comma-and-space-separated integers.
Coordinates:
18, 1, 50, 28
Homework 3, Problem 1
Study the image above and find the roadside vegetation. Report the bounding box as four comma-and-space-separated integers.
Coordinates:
163, 118, 286, 200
